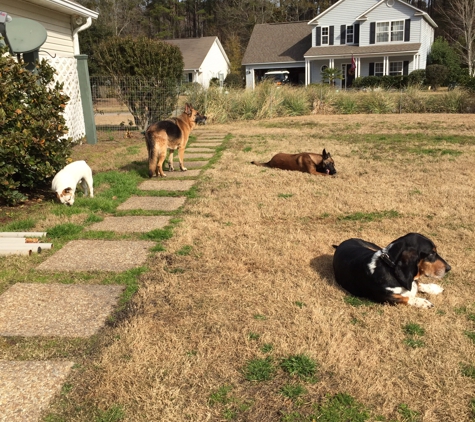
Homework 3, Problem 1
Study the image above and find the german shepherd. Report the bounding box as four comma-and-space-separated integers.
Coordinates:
251, 149, 336, 176
145, 103, 205, 177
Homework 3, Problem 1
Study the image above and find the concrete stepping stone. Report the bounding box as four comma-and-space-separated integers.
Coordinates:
37, 240, 154, 272
117, 196, 186, 211
0, 283, 124, 337
186, 147, 217, 152
184, 161, 208, 169
87, 216, 171, 233
0, 360, 74, 422
185, 153, 214, 159
161, 169, 201, 178
139, 180, 196, 191
191, 142, 222, 147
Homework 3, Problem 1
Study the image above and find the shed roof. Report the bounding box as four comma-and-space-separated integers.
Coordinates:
165, 36, 229, 70
242, 21, 312, 65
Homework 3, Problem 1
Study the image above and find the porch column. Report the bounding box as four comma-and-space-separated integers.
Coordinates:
383, 56, 389, 75
305, 59, 310, 86
329, 59, 334, 68
357, 57, 361, 77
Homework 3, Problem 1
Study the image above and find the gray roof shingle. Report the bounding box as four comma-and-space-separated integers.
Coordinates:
242, 21, 312, 65
305, 43, 422, 58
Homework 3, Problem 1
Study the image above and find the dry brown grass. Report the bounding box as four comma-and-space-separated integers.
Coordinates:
51, 114, 475, 421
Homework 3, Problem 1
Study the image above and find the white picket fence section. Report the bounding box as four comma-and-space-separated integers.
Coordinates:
49, 56, 85, 142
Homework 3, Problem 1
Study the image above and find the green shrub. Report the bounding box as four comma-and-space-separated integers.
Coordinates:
0, 41, 72, 205
426, 64, 450, 90
95, 36, 183, 130
224, 72, 243, 88
408, 69, 426, 86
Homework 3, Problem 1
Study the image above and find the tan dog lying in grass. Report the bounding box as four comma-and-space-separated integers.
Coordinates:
251, 149, 337, 176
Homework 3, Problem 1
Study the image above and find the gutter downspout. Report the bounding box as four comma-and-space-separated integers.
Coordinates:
73, 16, 92, 55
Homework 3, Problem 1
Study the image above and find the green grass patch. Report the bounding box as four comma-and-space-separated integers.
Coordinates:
261, 343, 273, 353
176, 245, 193, 256
302, 393, 370, 422
103, 266, 147, 311
465, 331, 475, 344
397, 403, 421, 422
209, 385, 233, 406
47, 223, 84, 239
280, 383, 307, 400
338, 210, 400, 222
248, 332, 260, 341
1, 218, 36, 231
243, 356, 275, 381
403, 323, 425, 348
278, 193, 293, 199
461, 363, 475, 379
344, 296, 373, 307
402, 322, 425, 336
140, 227, 174, 242
253, 314, 267, 320
280, 354, 318, 382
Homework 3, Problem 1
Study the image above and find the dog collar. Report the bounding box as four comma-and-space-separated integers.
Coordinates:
380, 252, 396, 268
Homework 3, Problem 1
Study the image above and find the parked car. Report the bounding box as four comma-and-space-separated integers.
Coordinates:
263, 70, 290, 85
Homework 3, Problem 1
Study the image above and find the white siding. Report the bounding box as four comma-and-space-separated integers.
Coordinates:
200, 40, 229, 88
316, 0, 378, 46
419, 18, 434, 69
2, 0, 74, 58
362, 2, 422, 47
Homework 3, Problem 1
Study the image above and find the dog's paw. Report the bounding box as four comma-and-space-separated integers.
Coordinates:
168, 167, 175, 172
180, 167, 188, 172
418, 283, 444, 295
408, 297, 434, 309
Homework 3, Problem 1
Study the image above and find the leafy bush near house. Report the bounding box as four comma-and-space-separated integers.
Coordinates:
0, 42, 72, 205
425, 64, 450, 90
407, 69, 426, 86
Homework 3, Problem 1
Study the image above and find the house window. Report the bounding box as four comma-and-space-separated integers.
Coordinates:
375, 63, 384, 76
321, 65, 328, 72
322, 27, 329, 45
346, 25, 354, 44
182, 73, 193, 83
376, 20, 404, 43
389, 61, 403, 76
391, 20, 404, 41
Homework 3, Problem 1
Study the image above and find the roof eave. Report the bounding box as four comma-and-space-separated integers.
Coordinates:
31, 0, 98, 18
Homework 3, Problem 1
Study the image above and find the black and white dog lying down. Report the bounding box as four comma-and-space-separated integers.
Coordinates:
332, 233, 451, 309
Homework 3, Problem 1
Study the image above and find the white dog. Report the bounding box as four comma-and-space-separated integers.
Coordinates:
51, 160, 94, 206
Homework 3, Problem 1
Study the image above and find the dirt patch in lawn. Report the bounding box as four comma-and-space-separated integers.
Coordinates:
50, 114, 475, 421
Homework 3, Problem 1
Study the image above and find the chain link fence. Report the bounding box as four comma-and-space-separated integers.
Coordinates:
91, 76, 181, 133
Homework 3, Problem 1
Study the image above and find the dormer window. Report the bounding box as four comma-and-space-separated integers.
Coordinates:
322, 27, 329, 45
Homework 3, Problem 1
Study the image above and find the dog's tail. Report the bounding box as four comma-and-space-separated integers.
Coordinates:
251, 161, 267, 167
145, 128, 156, 178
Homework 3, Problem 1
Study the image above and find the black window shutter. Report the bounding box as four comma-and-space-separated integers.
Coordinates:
316, 27, 321, 46
329, 26, 334, 45
369, 62, 375, 76
403, 61, 409, 75
404, 19, 411, 42
340, 25, 346, 44
370, 22, 376, 44
354, 23, 360, 44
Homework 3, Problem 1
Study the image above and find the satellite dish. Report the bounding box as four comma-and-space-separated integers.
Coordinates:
4, 18, 47, 54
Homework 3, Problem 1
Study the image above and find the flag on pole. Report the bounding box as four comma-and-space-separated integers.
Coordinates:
350, 55, 356, 75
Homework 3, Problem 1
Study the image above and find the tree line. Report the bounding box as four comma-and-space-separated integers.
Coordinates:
77, 0, 474, 78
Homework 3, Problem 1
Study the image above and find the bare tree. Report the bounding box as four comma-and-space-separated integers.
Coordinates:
438, 0, 475, 76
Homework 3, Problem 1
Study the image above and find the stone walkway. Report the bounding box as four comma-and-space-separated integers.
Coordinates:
0, 130, 225, 422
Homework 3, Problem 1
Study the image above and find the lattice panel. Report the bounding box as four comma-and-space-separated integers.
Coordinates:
49, 57, 85, 142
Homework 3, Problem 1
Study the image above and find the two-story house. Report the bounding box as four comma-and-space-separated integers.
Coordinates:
242, 0, 437, 89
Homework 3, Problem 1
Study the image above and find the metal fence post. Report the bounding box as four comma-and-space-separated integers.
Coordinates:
75, 54, 97, 145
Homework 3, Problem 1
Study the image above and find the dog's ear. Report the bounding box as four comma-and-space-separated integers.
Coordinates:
394, 248, 419, 290
322, 149, 328, 158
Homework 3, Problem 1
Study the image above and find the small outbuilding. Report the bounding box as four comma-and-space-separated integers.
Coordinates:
166, 36, 230, 88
